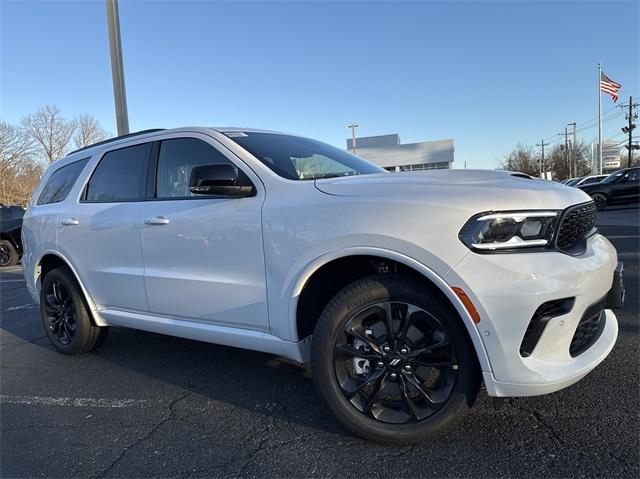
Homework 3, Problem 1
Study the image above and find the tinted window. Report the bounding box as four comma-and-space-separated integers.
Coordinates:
156, 138, 235, 198
37, 158, 89, 205
85, 143, 150, 202
0, 208, 12, 219
628, 169, 640, 182
226, 132, 384, 180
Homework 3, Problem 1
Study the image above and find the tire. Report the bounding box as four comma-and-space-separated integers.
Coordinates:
40, 267, 109, 355
591, 193, 607, 211
311, 274, 481, 444
0, 240, 19, 267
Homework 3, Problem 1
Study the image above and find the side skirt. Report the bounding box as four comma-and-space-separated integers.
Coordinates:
97, 309, 308, 363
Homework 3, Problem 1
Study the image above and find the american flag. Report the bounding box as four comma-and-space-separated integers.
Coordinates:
600, 71, 622, 102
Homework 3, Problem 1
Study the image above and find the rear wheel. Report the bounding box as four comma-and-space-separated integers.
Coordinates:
591, 193, 607, 211
40, 267, 109, 354
311, 275, 480, 444
0, 240, 19, 267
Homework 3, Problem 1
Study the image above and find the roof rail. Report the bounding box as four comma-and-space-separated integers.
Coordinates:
66, 128, 166, 156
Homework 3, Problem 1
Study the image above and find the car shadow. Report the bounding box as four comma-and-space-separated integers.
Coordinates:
0, 307, 354, 438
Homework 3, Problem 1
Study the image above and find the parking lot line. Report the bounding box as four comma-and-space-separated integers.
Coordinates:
0, 395, 150, 409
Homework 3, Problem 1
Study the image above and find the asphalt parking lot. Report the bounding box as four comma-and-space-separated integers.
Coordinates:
1, 206, 638, 478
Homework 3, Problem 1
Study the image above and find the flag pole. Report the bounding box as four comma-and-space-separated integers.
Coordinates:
598, 63, 603, 174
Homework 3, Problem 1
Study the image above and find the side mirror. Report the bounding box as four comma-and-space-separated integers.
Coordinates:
189, 164, 255, 197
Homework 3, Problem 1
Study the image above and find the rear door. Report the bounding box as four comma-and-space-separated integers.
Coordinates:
56, 143, 151, 312
139, 133, 269, 331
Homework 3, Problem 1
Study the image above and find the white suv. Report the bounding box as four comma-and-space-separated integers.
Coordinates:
22, 128, 624, 443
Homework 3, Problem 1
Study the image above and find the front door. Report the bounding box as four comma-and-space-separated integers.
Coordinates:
140, 134, 269, 331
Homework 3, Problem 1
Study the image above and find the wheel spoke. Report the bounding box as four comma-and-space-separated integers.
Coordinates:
52, 282, 64, 303
362, 373, 388, 415
345, 368, 385, 399
410, 337, 451, 357
335, 343, 379, 360
399, 375, 421, 420
379, 303, 395, 344
413, 357, 456, 369
344, 326, 380, 353
403, 372, 444, 410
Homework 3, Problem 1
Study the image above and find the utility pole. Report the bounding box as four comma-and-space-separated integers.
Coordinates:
559, 128, 570, 179
567, 122, 577, 177
536, 139, 549, 178
347, 124, 359, 154
106, 0, 130, 135
620, 96, 639, 168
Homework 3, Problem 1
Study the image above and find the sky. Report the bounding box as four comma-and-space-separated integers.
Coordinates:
1, 0, 638, 169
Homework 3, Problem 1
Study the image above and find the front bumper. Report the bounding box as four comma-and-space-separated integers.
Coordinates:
445, 233, 620, 397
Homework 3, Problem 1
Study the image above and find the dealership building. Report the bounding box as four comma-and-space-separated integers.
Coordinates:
347, 134, 454, 171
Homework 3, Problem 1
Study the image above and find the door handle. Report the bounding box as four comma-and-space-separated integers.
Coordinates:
61, 218, 79, 226
145, 217, 170, 225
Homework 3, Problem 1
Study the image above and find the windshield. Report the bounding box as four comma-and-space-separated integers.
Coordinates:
225, 131, 384, 180
566, 177, 583, 186
601, 170, 625, 183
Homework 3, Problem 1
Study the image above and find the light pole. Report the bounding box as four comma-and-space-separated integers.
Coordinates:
347, 124, 359, 154
106, 0, 129, 135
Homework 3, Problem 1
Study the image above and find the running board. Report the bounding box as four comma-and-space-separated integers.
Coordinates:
97, 309, 307, 363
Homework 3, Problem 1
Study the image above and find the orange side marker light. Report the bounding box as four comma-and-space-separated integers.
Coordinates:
452, 287, 481, 324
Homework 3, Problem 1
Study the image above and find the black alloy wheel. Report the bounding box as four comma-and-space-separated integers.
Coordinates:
0, 240, 18, 267
44, 280, 77, 345
334, 301, 459, 424
312, 275, 480, 444
40, 267, 109, 355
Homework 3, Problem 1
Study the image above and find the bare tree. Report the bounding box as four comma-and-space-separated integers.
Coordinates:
547, 141, 592, 181
73, 114, 110, 149
22, 105, 76, 163
499, 143, 540, 177
0, 121, 34, 176
0, 121, 36, 204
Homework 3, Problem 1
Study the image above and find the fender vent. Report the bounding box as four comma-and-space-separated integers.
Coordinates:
520, 298, 574, 357
570, 298, 606, 357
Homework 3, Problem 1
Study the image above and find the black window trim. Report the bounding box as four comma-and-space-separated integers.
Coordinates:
145, 136, 256, 202
80, 142, 154, 204
36, 156, 91, 206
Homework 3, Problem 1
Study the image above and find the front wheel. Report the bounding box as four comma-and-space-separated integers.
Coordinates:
311, 275, 481, 444
591, 193, 607, 211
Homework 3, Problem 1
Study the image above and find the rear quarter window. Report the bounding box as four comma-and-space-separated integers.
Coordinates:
36, 158, 90, 205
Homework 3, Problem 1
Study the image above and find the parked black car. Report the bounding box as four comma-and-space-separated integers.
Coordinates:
578, 167, 640, 211
0, 205, 25, 266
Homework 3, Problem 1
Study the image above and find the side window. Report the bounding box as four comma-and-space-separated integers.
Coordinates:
85, 143, 151, 202
156, 138, 236, 198
0, 208, 12, 219
628, 170, 640, 182
36, 158, 89, 205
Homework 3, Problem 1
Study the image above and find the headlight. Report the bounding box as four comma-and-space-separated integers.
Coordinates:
459, 211, 559, 252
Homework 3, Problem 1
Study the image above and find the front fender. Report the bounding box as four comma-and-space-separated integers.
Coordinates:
278, 245, 491, 373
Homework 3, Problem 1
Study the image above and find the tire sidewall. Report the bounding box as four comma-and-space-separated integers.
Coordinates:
311, 275, 480, 444
40, 268, 94, 355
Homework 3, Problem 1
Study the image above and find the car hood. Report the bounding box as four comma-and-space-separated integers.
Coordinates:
314, 169, 592, 210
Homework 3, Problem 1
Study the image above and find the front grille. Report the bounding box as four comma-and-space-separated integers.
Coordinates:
556, 202, 597, 251
520, 298, 574, 357
570, 299, 606, 357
